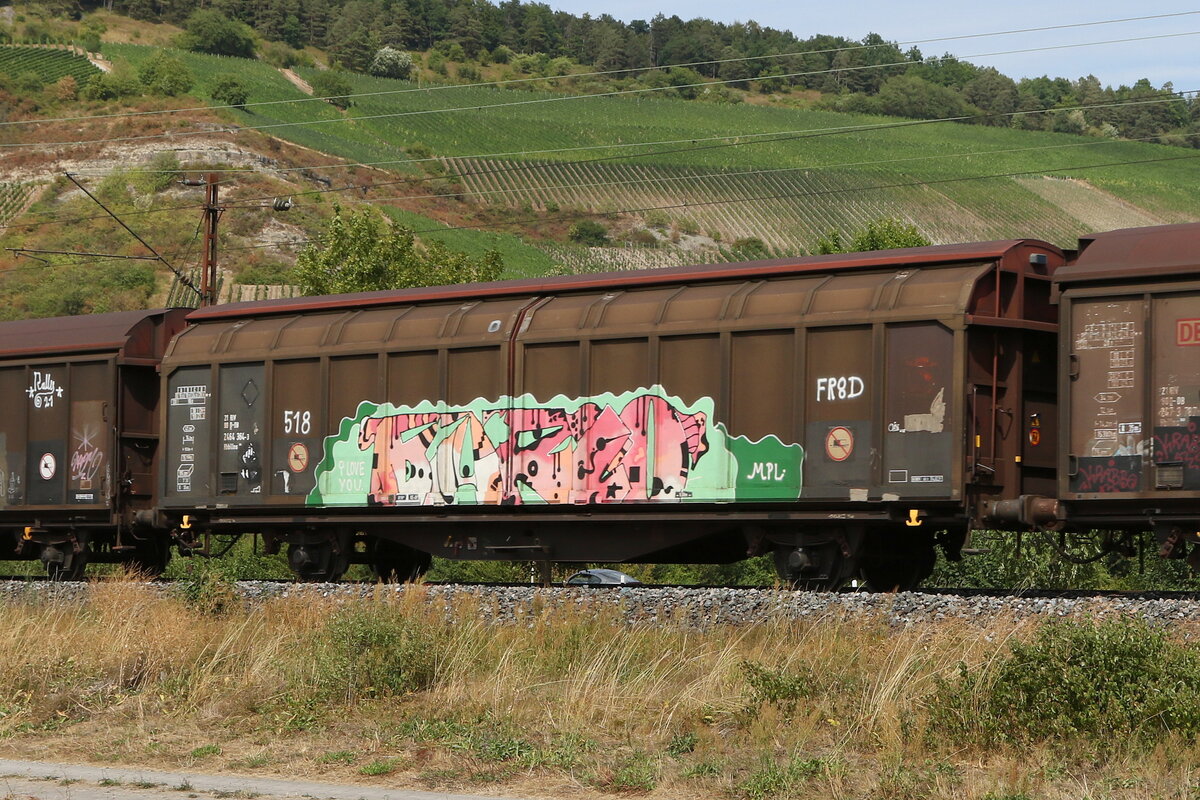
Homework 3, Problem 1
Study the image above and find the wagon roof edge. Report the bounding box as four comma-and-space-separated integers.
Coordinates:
0, 308, 186, 359
190, 238, 1059, 321
1055, 222, 1200, 286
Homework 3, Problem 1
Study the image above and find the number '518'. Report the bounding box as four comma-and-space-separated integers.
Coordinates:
283, 410, 312, 435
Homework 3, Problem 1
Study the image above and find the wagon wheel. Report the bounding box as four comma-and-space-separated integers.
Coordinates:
124, 536, 171, 579
859, 531, 937, 592
772, 542, 852, 591
370, 538, 432, 583
287, 532, 350, 582
43, 535, 90, 582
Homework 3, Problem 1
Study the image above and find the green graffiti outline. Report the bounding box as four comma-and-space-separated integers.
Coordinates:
307, 385, 803, 506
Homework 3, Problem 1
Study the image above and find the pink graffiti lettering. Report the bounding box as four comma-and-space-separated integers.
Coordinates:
356, 394, 709, 506
1075, 462, 1139, 492
1154, 429, 1200, 471
70, 447, 104, 484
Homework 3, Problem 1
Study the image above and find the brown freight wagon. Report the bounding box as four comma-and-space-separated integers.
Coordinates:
0, 308, 188, 578
1054, 222, 1200, 562
161, 239, 1064, 588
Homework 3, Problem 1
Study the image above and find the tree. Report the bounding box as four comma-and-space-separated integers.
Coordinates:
369, 46, 413, 79
179, 9, 256, 57
816, 217, 931, 254
963, 67, 1018, 124
137, 51, 194, 96
211, 75, 249, 108
876, 74, 975, 120
295, 204, 503, 295
310, 70, 353, 108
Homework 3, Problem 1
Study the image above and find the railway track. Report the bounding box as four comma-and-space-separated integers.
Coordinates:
5, 579, 1200, 629
2, 575, 1199, 601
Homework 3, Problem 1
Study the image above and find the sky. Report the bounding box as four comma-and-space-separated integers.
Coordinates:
546, 1, 1200, 91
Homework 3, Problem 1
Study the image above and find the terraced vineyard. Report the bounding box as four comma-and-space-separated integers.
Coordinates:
86, 45, 1200, 265
444, 157, 1170, 250
0, 46, 99, 86
0, 183, 37, 226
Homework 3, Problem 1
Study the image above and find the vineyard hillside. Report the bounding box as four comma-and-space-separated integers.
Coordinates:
1, 34, 1199, 315
101, 43, 1200, 254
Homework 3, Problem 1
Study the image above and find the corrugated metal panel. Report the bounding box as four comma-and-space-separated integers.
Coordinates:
188, 239, 1053, 322
0, 309, 186, 359
1055, 222, 1200, 285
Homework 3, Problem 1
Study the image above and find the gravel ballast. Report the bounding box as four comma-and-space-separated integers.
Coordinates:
8, 580, 1200, 627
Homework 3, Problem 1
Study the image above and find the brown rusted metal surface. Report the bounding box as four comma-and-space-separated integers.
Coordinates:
1057, 222, 1200, 530
0, 309, 186, 532
161, 239, 1064, 569
1055, 222, 1200, 285
189, 239, 1063, 322
0, 308, 187, 360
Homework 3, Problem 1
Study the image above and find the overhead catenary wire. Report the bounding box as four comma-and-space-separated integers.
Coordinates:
3, 9, 1198, 130
1, 29, 1197, 152
5, 146, 1198, 284
217, 93, 1200, 208
4, 89, 1193, 233
208, 149, 1200, 254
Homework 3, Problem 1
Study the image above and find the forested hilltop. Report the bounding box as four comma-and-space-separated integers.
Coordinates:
8, 0, 1197, 144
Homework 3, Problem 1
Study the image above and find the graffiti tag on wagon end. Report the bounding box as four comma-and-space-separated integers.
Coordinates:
1074, 459, 1141, 492
308, 386, 804, 507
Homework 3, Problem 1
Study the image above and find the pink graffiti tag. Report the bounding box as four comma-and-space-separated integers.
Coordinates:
1074, 460, 1140, 492
69, 426, 105, 488
1154, 425, 1200, 471
356, 394, 710, 506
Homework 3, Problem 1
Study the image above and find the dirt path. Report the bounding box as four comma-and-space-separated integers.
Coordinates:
0, 758, 529, 800
279, 68, 314, 95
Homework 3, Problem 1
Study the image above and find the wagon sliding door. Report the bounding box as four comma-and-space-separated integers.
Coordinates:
1067, 298, 1145, 493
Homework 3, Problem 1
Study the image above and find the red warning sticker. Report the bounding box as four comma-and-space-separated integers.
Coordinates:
825, 426, 853, 462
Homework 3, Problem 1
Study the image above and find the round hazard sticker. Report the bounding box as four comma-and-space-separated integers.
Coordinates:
38, 452, 56, 480
825, 426, 854, 462
287, 442, 309, 473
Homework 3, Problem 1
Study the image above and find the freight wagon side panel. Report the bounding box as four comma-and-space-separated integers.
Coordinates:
1064, 290, 1200, 498
1056, 223, 1200, 518
0, 360, 115, 511
164, 244, 1060, 521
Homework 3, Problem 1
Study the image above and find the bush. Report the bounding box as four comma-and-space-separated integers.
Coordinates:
211, 75, 249, 108
628, 229, 658, 247
491, 44, 514, 64
310, 70, 353, 109
179, 9, 255, 58
13, 71, 44, 94
731, 236, 769, 258
369, 45, 413, 79
567, 219, 608, 246
52, 74, 77, 100
313, 605, 441, 702
131, 151, 181, 194
82, 68, 141, 101
137, 51, 193, 96
259, 40, 310, 69
931, 618, 1200, 747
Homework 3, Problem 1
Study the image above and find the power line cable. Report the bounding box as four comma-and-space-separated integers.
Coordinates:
216, 92, 1199, 206
2, 29, 1196, 151
2, 90, 1192, 232
2, 10, 1197, 129
208, 149, 1200, 254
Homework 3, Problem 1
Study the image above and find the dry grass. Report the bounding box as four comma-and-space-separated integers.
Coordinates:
0, 580, 1196, 799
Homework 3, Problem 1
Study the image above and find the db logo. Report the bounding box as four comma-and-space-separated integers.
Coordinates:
1177, 319, 1200, 346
